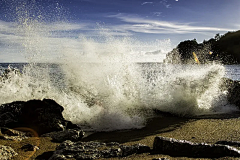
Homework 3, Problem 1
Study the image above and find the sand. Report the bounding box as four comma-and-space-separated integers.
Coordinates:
0, 112, 240, 160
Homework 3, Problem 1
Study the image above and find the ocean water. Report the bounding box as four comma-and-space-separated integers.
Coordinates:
0, 62, 239, 131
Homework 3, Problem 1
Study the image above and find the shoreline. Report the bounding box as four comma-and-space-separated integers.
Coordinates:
1, 111, 239, 159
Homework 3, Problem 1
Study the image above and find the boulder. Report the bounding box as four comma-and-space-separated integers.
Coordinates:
49, 140, 150, 159
41, 129, 84, 142
21, 144, 39, 151
221, 78, 240, 109
120, 144, 151, 157
0, 99, 82, 135
0, 145, 18, 160
0, 127, 29, 141
153, 136, 240, 158
0, 112, 17, 126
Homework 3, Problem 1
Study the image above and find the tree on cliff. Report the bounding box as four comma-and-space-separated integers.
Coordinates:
177, 39, 198, 63
164, 31, 240, 64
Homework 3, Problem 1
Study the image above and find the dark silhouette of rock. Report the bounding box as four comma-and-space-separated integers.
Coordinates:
0, 99, 83, 135
0, 145, 18, 160
35, 151, 55, 160
21, 143, 39, 151
221, 78, 240, 109
49, 140, 150, 159
164, 30, 240, 64
153, 136, 240, 158
0, 112, 17, 126
120, 144, 151, 157
41, 129, 84, 142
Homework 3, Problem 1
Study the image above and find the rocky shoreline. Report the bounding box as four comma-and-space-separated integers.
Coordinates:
0, 78, 240, 159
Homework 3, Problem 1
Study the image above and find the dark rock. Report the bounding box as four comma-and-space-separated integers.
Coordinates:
49, 154, 66, 160
21, 144, 39, 151
0, 134, 27, 141
153, 136, 240, 158
1, 127, 30, 137
0, 145, 18, 160
0, 112, 17, 126
41, 129, 84, 142
0, 127, 29, 141
215, 140, 240, 147
221, 78, 240, 109
120, 143, 151, 157
35, 151, 55, 160
0, 99, 82, 135
49, 140, 151, 159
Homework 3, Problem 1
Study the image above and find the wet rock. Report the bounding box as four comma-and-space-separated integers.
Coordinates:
49, 140, 150, 159
1, 127, 27, 136
41, 129, 84, 142
120, 143, 151, 157
152, 158, 169, 160
21, 144, 39, 151
0, 134, 27, 141
49, 154, 66, 160
215, 140, 240, 147
0, 145, 18, 160
35, 151, 55, 160
221, 78, 240, 109
0, 127, 29, 141
153, 136, 240, 158
0, 112, 16, 126
0, 99, 82, 135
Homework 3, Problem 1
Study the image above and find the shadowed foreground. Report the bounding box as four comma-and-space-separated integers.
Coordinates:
1, 111, 239, 160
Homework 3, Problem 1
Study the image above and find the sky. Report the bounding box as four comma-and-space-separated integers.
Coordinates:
0, 0, 239, 62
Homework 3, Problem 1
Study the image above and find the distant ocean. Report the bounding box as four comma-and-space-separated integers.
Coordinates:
0, 62, 239, 131
1, 63, 239, 80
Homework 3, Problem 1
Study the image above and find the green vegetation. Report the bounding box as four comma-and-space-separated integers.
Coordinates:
164, 30, 240, 64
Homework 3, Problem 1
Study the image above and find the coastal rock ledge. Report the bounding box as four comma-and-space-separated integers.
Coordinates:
49, 140, 151, 159
0, 99, 84, 137
153, 136, 240, 158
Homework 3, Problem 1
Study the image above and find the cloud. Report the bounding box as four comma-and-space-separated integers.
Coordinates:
108, 14, 235, 35
160, 0, 171, 8
152, 12, 162, 17
141, 2, 153, 5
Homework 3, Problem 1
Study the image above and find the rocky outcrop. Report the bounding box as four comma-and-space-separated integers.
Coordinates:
153, 136, 240, 158
0, 99, 83, 136
0, 145, 18, 160
221, 78, 240, 109
49, 140, 151, 160
21, 144, 39, 151
0, 127, 29, 141
41, 129, 84, 142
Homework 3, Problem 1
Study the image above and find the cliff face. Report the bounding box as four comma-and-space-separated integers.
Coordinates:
164, 30, 240, 64
217, 30, 240, 63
